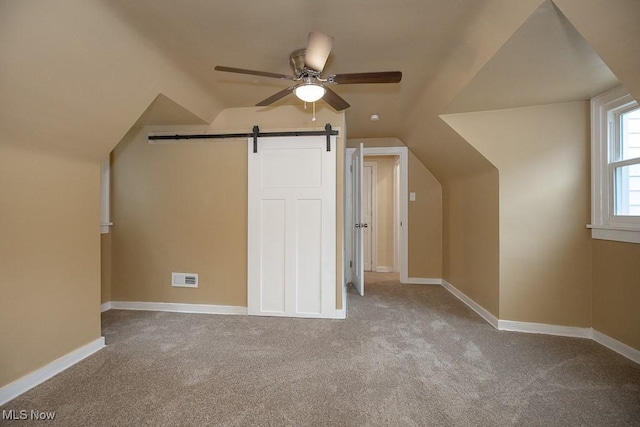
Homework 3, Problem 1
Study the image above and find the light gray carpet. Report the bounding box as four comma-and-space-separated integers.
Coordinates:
2, 274, 639, 426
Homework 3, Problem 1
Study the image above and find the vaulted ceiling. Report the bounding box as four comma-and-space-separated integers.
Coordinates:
445, 1, 617, 114
1, 0, 638, 180
103, 0, 620, 136
104, 0, 495, 138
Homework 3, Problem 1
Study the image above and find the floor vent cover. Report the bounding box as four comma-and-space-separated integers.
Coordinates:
172, 272, 198, 288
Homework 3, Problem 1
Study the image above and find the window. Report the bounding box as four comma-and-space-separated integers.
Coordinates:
590, 86, 640, 243
615, 108, 640, 215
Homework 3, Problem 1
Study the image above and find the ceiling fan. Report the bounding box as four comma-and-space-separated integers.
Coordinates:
215, 31, 402, 111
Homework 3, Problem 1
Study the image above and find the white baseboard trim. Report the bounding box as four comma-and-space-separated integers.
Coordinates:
592, 329, 640, 364
375, 266, 394, 273
441, 278, 639, 364
109, 301, 347, 319
100, 302, 111, 313
498, 320, 592, 338
0, 337, 105, 406
402, 277, 443, 285
110, 301, 248, 315
440, 279, 499, 328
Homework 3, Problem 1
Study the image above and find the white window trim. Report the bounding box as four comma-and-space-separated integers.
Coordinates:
590, 85, 640, 244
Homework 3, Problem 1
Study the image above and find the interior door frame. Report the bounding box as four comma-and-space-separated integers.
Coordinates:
393, 157, 401, 273
345, 146, 409, 285
362, 161, 377, 272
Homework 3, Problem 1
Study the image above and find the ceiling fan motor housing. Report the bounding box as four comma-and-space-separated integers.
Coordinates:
290, 49, 307, 78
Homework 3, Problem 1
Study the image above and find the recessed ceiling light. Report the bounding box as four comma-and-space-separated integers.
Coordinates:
370, 114, 380, 121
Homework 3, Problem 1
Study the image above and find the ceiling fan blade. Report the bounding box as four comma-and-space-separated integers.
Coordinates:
256, 87, 295, 106
329, 71, 402, 84
215, 66, 293, 80
322, 86, 350, 111
305, 31, 334, 72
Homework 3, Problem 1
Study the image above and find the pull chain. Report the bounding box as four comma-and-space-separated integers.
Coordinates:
312, 101, 317, 121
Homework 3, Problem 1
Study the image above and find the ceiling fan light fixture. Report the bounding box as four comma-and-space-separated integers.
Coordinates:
215, 31, 402, 111
294, 83, 326, 103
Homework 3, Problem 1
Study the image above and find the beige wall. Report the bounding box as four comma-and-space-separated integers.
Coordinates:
442, 102, 592, 326
0, 145, 101, 387
111, 106, 346, 310
111, 126, 248, 307
408, 152, 443, 278
349, 138, 442, 279
592, 240, 640, 350
0, 0, 225, 391
442, 169, 500, 316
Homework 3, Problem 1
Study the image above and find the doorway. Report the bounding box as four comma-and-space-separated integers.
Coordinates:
363, 156, 401, 274
344, 146, 408, 297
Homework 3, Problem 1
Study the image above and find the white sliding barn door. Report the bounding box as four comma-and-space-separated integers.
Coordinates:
248, 136, 336, 318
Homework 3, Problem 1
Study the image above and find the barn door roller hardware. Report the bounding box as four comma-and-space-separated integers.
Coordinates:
148, 124, 338, 153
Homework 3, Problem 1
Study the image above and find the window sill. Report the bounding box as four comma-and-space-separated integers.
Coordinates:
100, 222, 113, 235
587, 225, 640, 244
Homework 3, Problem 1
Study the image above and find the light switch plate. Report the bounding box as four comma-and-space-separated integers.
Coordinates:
410, 192, 416, 201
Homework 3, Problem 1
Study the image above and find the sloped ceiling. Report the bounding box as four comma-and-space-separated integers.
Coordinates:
0, 0, 222, 160
105, 0, 627, 179
445, 1, 618, 114
140, 95, 208, 127
552, 0, 640, 101
2, 0, 639, 179
103, 0, 492, 140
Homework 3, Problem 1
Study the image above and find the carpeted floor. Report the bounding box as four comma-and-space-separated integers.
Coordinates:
2, 274, 639, 426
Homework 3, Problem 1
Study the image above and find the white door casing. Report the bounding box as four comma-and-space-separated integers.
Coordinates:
248, 136, 336, 318
363, 163, 372, 271
393, 157, 401, 273
362, 162, 377, 271
345, 146, 408, 284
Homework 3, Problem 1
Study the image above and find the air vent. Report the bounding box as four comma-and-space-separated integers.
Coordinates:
172, 272, 198, 288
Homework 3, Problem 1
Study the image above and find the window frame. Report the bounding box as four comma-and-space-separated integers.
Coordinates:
590, 85, 640, 244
